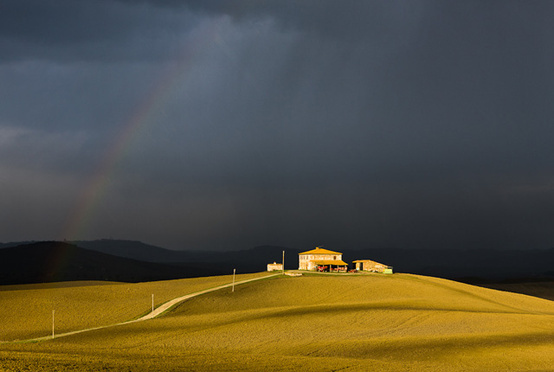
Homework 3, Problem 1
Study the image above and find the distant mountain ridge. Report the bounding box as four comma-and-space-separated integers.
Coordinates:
1, 239, 553, 283
73, 240, 295, 274
71, 239, 186, 262
0, 241, 217, 285
348, 247, 554, 282
67, 240, 553, 281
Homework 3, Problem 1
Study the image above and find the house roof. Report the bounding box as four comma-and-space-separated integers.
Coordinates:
312, 260, 348, 266
353, 259, 386, 265
298, 247, 342, 255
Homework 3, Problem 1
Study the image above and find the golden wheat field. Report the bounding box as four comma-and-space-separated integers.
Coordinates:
482, 281, 554, 302
0, 272, 270, 341
1, 272, 553, 371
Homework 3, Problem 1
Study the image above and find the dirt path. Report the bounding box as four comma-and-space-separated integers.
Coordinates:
4, 273, 281, 343
136, 273, 280, 320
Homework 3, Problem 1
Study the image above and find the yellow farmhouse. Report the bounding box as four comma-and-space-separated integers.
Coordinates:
298, 247, 348, 272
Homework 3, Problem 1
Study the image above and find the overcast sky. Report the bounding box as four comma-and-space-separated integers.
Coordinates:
1, 0, 554, 251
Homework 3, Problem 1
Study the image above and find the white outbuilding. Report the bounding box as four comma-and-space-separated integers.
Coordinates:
267, 262, 283, 271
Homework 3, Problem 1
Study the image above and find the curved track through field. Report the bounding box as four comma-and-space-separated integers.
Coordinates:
4, 273, 281, 344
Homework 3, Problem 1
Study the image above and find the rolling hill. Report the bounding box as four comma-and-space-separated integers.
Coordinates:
0, 271, 270, 341
0, 272, 552, 371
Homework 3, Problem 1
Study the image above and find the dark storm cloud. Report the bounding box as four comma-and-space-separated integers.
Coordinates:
2, 0, 554, 250
0, 0, 200, 62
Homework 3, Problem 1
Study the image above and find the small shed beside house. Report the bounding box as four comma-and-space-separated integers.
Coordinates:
298, 247, 348, 272
353, 259, 393, 274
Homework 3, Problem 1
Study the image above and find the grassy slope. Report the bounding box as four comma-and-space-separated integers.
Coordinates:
1, 273, 553, 371
0, 272, 270, 341
479, 281, 554, 301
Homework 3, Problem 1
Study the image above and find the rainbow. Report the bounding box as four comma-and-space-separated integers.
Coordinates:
60, 17, 227, 244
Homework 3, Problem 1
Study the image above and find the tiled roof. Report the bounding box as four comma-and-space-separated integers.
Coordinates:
353, 259, 385, 265
298, 247, 342, 255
